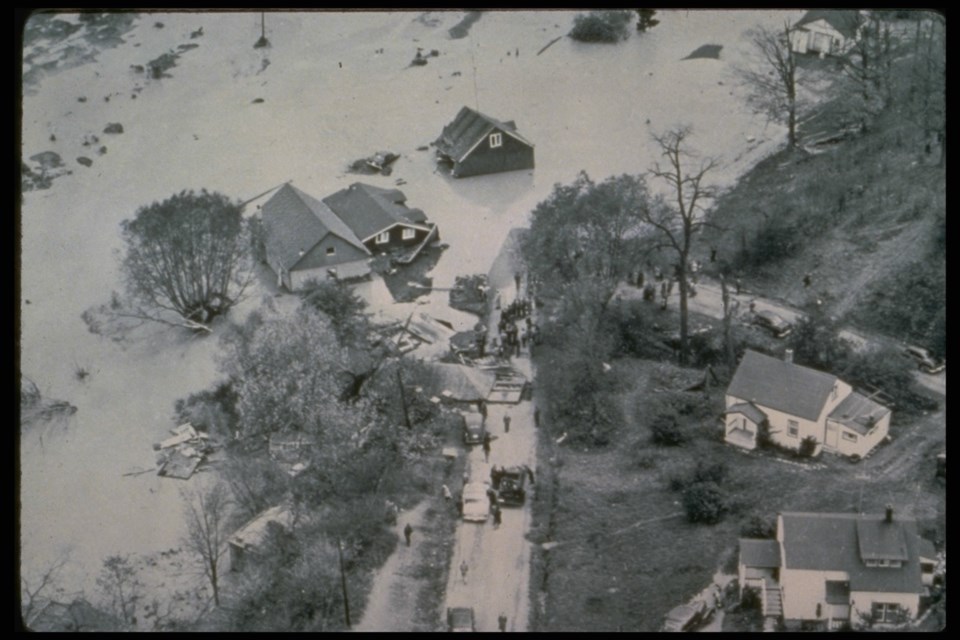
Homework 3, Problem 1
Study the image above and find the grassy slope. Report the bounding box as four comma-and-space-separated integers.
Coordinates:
698, 100, 945, 345
532, 358, 945, 632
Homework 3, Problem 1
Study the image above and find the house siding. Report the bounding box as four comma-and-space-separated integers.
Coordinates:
727, 396, 821, 452
826, 412, 890, 458
790, 20, 850, 55
849, 590, 920, 624
453, 128, 535, 178
362, 224, 432, 254
780, 567, 850, 621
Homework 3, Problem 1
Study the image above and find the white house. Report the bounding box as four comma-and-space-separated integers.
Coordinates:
790, 10, 861, 57
724, 350, 890, 459
739, 508, 935, 630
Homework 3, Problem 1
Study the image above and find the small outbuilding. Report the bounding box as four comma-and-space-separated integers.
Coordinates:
790, 10, 861, 57
435, 106, 535, 178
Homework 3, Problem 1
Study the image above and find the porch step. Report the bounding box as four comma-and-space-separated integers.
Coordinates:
764, 588, 783, 617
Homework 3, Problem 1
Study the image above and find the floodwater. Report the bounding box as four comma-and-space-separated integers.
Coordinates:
20, 8, 801, 603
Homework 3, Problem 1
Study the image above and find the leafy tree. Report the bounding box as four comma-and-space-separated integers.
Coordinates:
221, 456, 291, 524
642, 127, 719, 365
738, 22, 801, 147
682, 481, 726, 524
788, 306, 854, 372
904, 12, 945, 165
182, 481, 232, 607
300, 279, 370, 347
118, 190, 254, 331
649, 404, 686, 446
740, 513, 776, 539
798, 435, 818, 458
635, 9, 659, 32
569, 10, 633, 43
838, 12, 900, 131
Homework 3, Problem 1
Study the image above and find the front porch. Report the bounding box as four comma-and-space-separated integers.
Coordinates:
726, 427, 757, 450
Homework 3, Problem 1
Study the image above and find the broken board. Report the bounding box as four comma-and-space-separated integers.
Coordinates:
158, 450, 202, 480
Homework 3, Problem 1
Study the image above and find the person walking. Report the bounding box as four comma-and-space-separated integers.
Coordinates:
479, 399, 487, 418
460, 559, 469, 584
492, 504, 502, 529
498, 613, 507, 632
533, 407, 540, 428
482, 434, 492, 463
503, 414, 511, 433
403, 522, 413, 547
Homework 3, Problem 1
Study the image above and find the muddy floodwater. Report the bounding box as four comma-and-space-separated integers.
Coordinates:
20, 8, 798, 605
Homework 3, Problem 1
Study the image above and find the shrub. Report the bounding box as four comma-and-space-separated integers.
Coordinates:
739, 513, 776, 539
569, 10, 633, 43
650, 405, 687, 446
691, 460, 728, 485
682, 481, 727, 524
798, 435, 818, 458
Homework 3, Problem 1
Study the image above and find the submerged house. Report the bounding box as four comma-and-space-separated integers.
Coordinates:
261, 182, 436, 290
435, 106, 535, 178
724, 350, 890, 459
323, 182, 436, 254
790, 10, 861, 57
739, 508, 936, 630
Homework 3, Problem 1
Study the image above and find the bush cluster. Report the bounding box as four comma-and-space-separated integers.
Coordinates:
569, 10, 633, 43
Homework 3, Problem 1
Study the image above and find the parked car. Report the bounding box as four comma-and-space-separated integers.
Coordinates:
462, 482, 490, 523
903, 345, 945, 374
752, 310, 793, 338
447, 607, 476, 632
661, 599, 710, 632
462, 412, 486, 445
494, 466, 527, 506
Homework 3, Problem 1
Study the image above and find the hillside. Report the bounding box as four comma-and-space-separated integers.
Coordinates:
700, 85, 945, 356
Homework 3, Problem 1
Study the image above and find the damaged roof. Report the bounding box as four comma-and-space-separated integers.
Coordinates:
323, 182, 429, 243
828, 391, 890, 435
421, 362, 496, 402
435, 106, 533, 162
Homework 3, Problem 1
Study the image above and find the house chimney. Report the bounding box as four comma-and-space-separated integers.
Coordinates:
885, 504, 894, 523
784, 348, 794, 364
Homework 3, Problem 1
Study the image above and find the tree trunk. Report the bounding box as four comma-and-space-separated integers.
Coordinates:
677, 262, 689, 366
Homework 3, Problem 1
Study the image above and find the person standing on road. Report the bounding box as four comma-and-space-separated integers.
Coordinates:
460, 559, 469, 584
403, 522, 413, 546
456, 493, 464, 516
482, 434, 492, 462
492, 504, 502, 528
503, 414, 511, 433
499, 613, 508, 632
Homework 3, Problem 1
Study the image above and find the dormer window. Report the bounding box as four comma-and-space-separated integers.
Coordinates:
402, 227, 415, 240
489, 132, 502, 148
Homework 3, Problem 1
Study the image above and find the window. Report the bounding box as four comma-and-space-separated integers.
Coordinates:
489, 132, 502, 148
402, 227, 415, 240
326, 246, 336, 256
375, 231, 390, 244
871, 602, 902, 623
842, 431, 857, 442
787, 420, 799, 437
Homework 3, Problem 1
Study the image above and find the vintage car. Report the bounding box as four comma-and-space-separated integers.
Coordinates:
462, 482, 491, 523
903, 345, 945, 374
751, 310, 793, 338
661, 599, 711, 632
463, 412, 486, 445
493, 466, 527, 507
447, 606, 476, 632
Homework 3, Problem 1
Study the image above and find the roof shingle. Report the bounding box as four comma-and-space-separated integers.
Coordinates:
727, 350, 837, 421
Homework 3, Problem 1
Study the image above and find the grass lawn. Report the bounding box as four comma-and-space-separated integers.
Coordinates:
531, 356, 946, 632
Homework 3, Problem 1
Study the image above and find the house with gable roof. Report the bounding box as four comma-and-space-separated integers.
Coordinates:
260, 182, 436, 290
790, 9, 862, 57
739, 508, 936, 629
435, 106, 535, 178
724, 350, 890, 459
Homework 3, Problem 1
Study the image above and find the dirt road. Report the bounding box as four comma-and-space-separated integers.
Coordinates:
613, 276, 945, 395
441, 231, 537, 632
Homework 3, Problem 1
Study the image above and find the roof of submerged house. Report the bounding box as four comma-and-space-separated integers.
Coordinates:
436, 106, 533, 162
323, 182, 428, 242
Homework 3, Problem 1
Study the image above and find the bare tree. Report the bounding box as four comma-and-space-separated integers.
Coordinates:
738, 22, 801, 147
20, 553, 71, 629
643, 127, 718, 366
95, 554, 141, 625
183, 481, 232, 607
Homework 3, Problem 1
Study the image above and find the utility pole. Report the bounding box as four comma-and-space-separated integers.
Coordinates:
337, 538, 351, 628
254, 11, 270, 48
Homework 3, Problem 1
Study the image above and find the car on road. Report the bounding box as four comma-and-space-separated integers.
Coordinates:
903, 345, 945, 374
462, 412, 486, 445
661, 599, 711, 632
494, 466, 527, 506
751, 310, 793, 338
447, 607, 476, 632
462, 482, 490, 523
